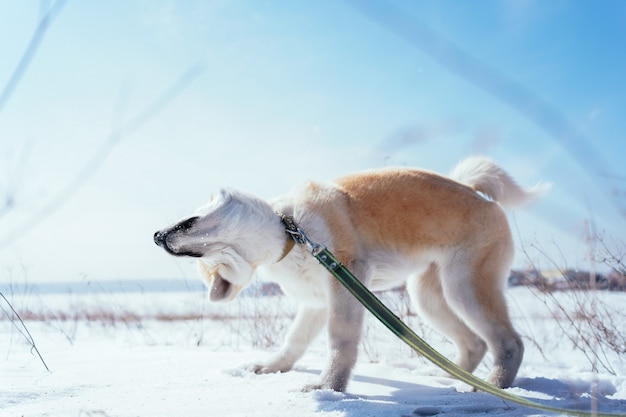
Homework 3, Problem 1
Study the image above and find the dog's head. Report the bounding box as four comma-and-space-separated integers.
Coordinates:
154, 188, 282, 302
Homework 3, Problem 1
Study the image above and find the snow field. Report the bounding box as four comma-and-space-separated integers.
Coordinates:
1, 286, 625, 416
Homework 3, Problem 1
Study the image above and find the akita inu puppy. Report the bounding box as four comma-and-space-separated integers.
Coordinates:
154, 156, 548, 392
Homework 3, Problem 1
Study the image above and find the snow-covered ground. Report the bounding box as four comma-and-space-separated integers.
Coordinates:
2, 285, 626, 417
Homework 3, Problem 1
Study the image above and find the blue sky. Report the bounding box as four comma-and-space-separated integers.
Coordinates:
1, 1, 625, 283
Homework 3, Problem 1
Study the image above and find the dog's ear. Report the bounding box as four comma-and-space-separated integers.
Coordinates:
197, 261, 243, 302
216, 188, 233, 204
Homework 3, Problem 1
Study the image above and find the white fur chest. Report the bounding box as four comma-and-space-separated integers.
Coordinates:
258, 246, 329, 308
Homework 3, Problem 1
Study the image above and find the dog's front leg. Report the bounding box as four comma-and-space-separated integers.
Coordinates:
303, 280, 365, 392
250, 305, 326, 374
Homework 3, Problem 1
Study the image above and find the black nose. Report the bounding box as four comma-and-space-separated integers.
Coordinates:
154, 231, 166, 246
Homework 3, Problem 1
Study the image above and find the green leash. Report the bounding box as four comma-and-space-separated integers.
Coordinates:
280, 215, 625, 417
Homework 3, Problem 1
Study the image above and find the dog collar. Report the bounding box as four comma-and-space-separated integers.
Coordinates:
276, 214, 297, 262
276, 235, 296, 262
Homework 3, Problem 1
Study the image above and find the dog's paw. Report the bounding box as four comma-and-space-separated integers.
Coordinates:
301, 383, 324, 392
301, 381, 346, 393
246, 363, 287, 374
247, 363, 270, 374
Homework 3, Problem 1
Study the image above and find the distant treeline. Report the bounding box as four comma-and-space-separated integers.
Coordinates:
257, 269, 626, 296
508, 269, 626, 292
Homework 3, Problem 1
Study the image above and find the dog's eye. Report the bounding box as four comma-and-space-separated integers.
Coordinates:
176, 216, 199, 232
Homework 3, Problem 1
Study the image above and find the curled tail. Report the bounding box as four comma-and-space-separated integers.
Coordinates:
449, 156, 550, 208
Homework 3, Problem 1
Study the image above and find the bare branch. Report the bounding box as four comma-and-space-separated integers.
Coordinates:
348, 0, 626, 218
0, 291, 50, 371
0, 64, 203, 252
0, 0, 68, 114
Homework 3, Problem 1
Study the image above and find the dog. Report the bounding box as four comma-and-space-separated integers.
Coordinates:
154, 156, 548, 392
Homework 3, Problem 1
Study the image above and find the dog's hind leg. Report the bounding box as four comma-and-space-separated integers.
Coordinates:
251, 305, 326, 374
439, 249, 523, 389
407, 263, 487, 374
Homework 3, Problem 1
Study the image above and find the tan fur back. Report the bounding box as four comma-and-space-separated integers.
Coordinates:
335, 168, 506, 251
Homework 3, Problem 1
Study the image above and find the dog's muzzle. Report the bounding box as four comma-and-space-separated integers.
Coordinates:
153, 229, 203, 258
153, 230, 178, 255
153, 230, 168, 247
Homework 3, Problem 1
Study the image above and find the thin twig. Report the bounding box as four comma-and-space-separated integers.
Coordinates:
0, 291, 50, 371
0, 0, 68, 114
